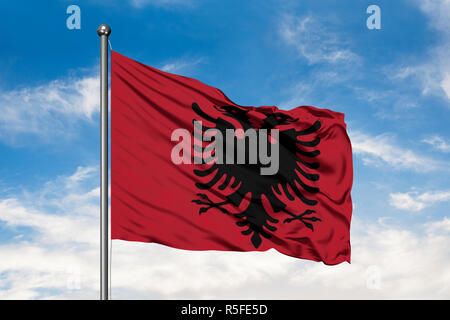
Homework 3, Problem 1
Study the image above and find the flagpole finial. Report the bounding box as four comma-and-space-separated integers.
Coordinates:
97, 24, 111, 36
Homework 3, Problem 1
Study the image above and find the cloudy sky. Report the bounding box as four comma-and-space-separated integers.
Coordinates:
0, 0, 449, 299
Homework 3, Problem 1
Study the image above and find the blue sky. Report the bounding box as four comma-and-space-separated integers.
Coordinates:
0, 0, 449, 299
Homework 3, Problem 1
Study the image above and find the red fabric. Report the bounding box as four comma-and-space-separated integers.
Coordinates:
111, 51, 353, 265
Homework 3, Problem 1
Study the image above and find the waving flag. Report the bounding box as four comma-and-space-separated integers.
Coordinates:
111, 51, 353, 265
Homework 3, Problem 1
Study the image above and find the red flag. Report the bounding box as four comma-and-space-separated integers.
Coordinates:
111, 51, 353, 265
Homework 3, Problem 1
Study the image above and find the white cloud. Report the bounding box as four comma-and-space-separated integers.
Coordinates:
349, 131, 441, 172
160, 57, 205, 74
388, 0, 450, 103
390, 190, 450, 211
423, 135, 450, 153
0, 166, 99, 246
0, 198, 98, 245
279, 70, 353, 109
285, 221, 450, 298
389, 193, 426, 212
441, 73, 450, 100
280, 15, 359, 65
387, 61, 450, 102
418, 0, 450, 34
419, 190, 450, 202
0, 74, 99, 144
67, 166, 97, 183
0, 166, 449, 299
426, 217, 450, 233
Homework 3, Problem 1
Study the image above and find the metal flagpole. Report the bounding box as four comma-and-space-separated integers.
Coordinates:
97, 24, 111, 301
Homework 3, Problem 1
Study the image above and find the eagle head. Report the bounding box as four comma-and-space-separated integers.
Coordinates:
262, 112, 298, 129
215, 105, 249, 119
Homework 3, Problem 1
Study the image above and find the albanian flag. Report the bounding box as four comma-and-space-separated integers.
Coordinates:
111, 51, 353, 265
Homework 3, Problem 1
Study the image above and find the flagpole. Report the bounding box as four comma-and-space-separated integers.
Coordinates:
97, 24, 111, 301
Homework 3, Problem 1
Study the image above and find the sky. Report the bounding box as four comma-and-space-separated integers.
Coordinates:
0, 0, 449, 299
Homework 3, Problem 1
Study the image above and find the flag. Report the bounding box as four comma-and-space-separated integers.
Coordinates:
111, 51, 353, 265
